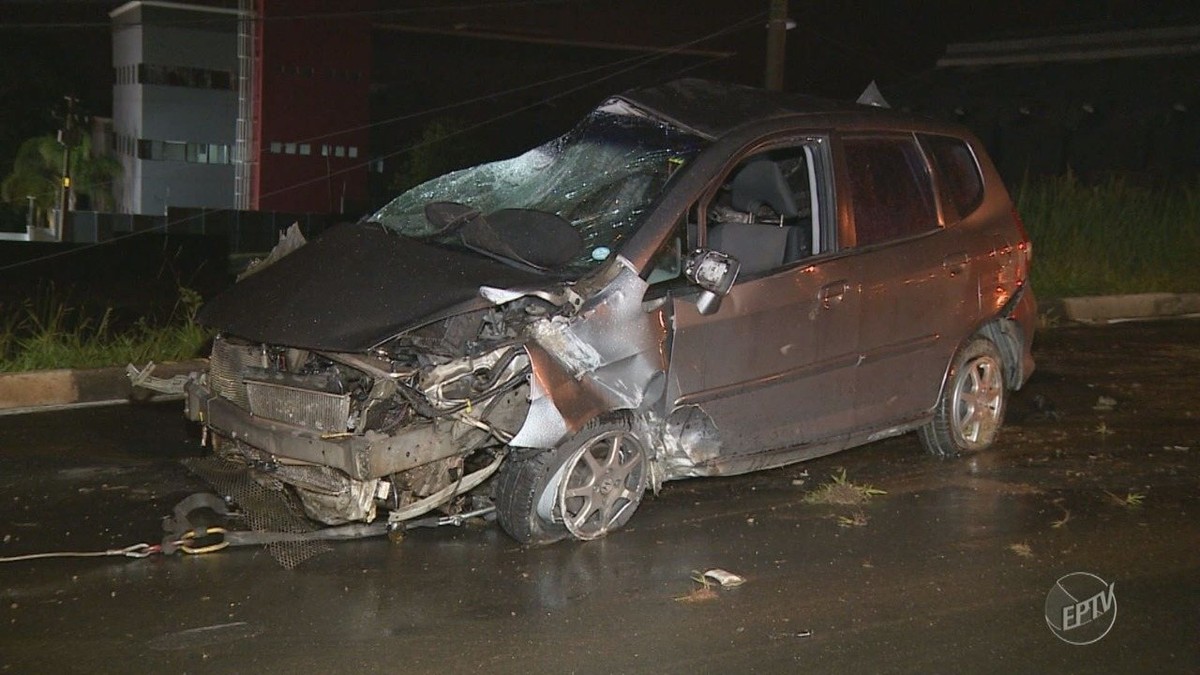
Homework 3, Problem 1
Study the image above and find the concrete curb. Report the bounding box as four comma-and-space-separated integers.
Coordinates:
1055, 292, 1200, 324
1, 292, 1198, 415
0, 360, 205, 416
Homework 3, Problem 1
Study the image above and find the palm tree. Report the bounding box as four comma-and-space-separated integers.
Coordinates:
1, 133, 120, 228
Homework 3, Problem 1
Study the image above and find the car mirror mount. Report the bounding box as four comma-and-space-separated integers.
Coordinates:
684, 249, 739, 315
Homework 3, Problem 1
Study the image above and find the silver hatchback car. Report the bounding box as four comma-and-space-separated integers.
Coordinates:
187, 78, 1036, 544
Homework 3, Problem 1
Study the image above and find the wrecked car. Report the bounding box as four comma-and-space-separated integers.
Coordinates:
186, 78, 1035, 545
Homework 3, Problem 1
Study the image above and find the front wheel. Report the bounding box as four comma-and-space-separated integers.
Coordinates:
495, 417, 648, 545
919, 337, 1007, 458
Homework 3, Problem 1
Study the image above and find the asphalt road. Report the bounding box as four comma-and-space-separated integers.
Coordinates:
2, 320, 1198, 674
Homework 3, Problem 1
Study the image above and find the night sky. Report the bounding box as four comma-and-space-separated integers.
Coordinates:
1, 0, 1197, 216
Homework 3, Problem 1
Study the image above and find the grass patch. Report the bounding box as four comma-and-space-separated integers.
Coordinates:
803, 468, 886, 506
1103, 490, 1146, 509
0, 286, 210, 372
1016, 175, 1200, 299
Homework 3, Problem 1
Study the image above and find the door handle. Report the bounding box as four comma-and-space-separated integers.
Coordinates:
818, 281, 848, 308
943, 252, 969, 276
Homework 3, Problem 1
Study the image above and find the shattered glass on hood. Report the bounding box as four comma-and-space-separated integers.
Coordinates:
370, 100, 708, 274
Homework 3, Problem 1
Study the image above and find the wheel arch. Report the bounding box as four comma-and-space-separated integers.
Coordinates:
935, 317, 1027, 407
976, 318, 1028, 390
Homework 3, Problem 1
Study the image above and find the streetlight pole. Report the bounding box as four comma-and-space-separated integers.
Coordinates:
765, 0, 789, 91
57, 95, 79, 241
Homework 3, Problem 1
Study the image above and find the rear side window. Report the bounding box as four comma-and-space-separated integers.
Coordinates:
843, 135, 938, 247
922, 134, 984, 221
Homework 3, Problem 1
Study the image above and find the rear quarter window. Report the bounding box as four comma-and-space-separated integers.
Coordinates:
922, 134, 984, 221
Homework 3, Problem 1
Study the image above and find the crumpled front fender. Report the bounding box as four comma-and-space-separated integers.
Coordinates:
507, 259, 670, 448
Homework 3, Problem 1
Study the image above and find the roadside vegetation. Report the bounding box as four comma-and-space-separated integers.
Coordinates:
0, 175, 1196, 372
0, 286, 209, 372
1016, 175, 1200, 299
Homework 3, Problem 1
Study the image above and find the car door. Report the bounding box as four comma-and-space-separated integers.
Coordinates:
664, 137, 865, 456
836, 133, 978, 430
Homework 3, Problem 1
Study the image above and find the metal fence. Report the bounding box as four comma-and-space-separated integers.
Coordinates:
63, 208, 348, 255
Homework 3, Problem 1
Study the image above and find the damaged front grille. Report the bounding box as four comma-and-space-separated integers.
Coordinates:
245, 380, 351, 433
210, 336, 258, 410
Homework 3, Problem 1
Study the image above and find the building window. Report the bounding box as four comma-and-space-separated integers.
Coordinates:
186, 142, 208, 163
132, 138, 230, 164
285, 143, 297, 155
137, 139, 157, 160
299, 143, 311, 156
334, 146, 345, 158
321, 144, 329, 156
135, 63, 235, 91
163, 141, 187, 162
348, 146, 358, 159
270, 141, 282, 154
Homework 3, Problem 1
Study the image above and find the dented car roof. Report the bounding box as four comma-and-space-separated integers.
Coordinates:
614, 78, 867, 139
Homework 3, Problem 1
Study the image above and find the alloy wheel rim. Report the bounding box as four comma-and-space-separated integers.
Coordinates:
951, 355, 1004, 448
558, 430, 646, 540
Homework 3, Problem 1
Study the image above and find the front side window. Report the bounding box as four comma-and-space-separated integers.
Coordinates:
843, 135, 938, 247
694, 142, 825, 277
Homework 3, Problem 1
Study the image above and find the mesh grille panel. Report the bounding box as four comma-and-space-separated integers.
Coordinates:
245, 381, 351, 433
182, 456, 331, 569
209, 337, 256, 410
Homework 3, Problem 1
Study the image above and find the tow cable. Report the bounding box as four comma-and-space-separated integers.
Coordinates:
0, 493, 496, 563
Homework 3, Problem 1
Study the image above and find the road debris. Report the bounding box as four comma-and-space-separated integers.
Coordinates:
771, 630, 813, 639
1008, 542, 1034, 558
702, 568, 746, 588
126, 361, 192, 396
674, 568, 746, 602
803, 469, 886, 506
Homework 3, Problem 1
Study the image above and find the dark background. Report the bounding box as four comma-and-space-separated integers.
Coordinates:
1, 0, 1197, 324
4, 0, 1198, 207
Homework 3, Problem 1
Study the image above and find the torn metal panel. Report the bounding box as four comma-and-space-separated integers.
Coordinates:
237, 222, 307, 281
658, 404, 722, 477
126, 361, 193, 395
507, 261, 670, 448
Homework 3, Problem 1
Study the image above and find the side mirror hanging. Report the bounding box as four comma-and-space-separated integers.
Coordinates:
684, 249, 740, 315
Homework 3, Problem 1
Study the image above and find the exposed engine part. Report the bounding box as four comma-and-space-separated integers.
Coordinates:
386, 452, 505, 524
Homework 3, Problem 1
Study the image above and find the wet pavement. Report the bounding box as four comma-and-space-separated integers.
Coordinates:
2, 320, 1198, 673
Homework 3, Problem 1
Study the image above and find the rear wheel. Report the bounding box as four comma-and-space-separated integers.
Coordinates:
919, 337, 1007, 458
495, 417, 648, 544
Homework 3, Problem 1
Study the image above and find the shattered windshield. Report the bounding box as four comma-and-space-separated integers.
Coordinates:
371, 101, 708, 274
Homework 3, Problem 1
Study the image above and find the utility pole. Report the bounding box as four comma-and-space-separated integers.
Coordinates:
57, 95, 80, 240
765, 0, 789, 91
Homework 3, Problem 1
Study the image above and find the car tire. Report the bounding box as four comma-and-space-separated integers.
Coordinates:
919, 337, 1008, 458
495, 416, 648, 544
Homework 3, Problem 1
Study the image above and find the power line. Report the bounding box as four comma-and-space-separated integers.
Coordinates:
0, 12, 760, 274
3, 9, 748, 208
0, 0, 599, 31
1, 36, 717, 209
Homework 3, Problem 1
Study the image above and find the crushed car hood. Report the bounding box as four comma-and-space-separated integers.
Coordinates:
198, 223, 545, 352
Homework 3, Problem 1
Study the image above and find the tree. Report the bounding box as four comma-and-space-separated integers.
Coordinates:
390, 117, 477, 194
1, 132, 120, 228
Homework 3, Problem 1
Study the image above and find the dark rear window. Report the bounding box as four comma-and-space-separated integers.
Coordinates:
922, 134, 984, 221
843, 135, 938, 247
